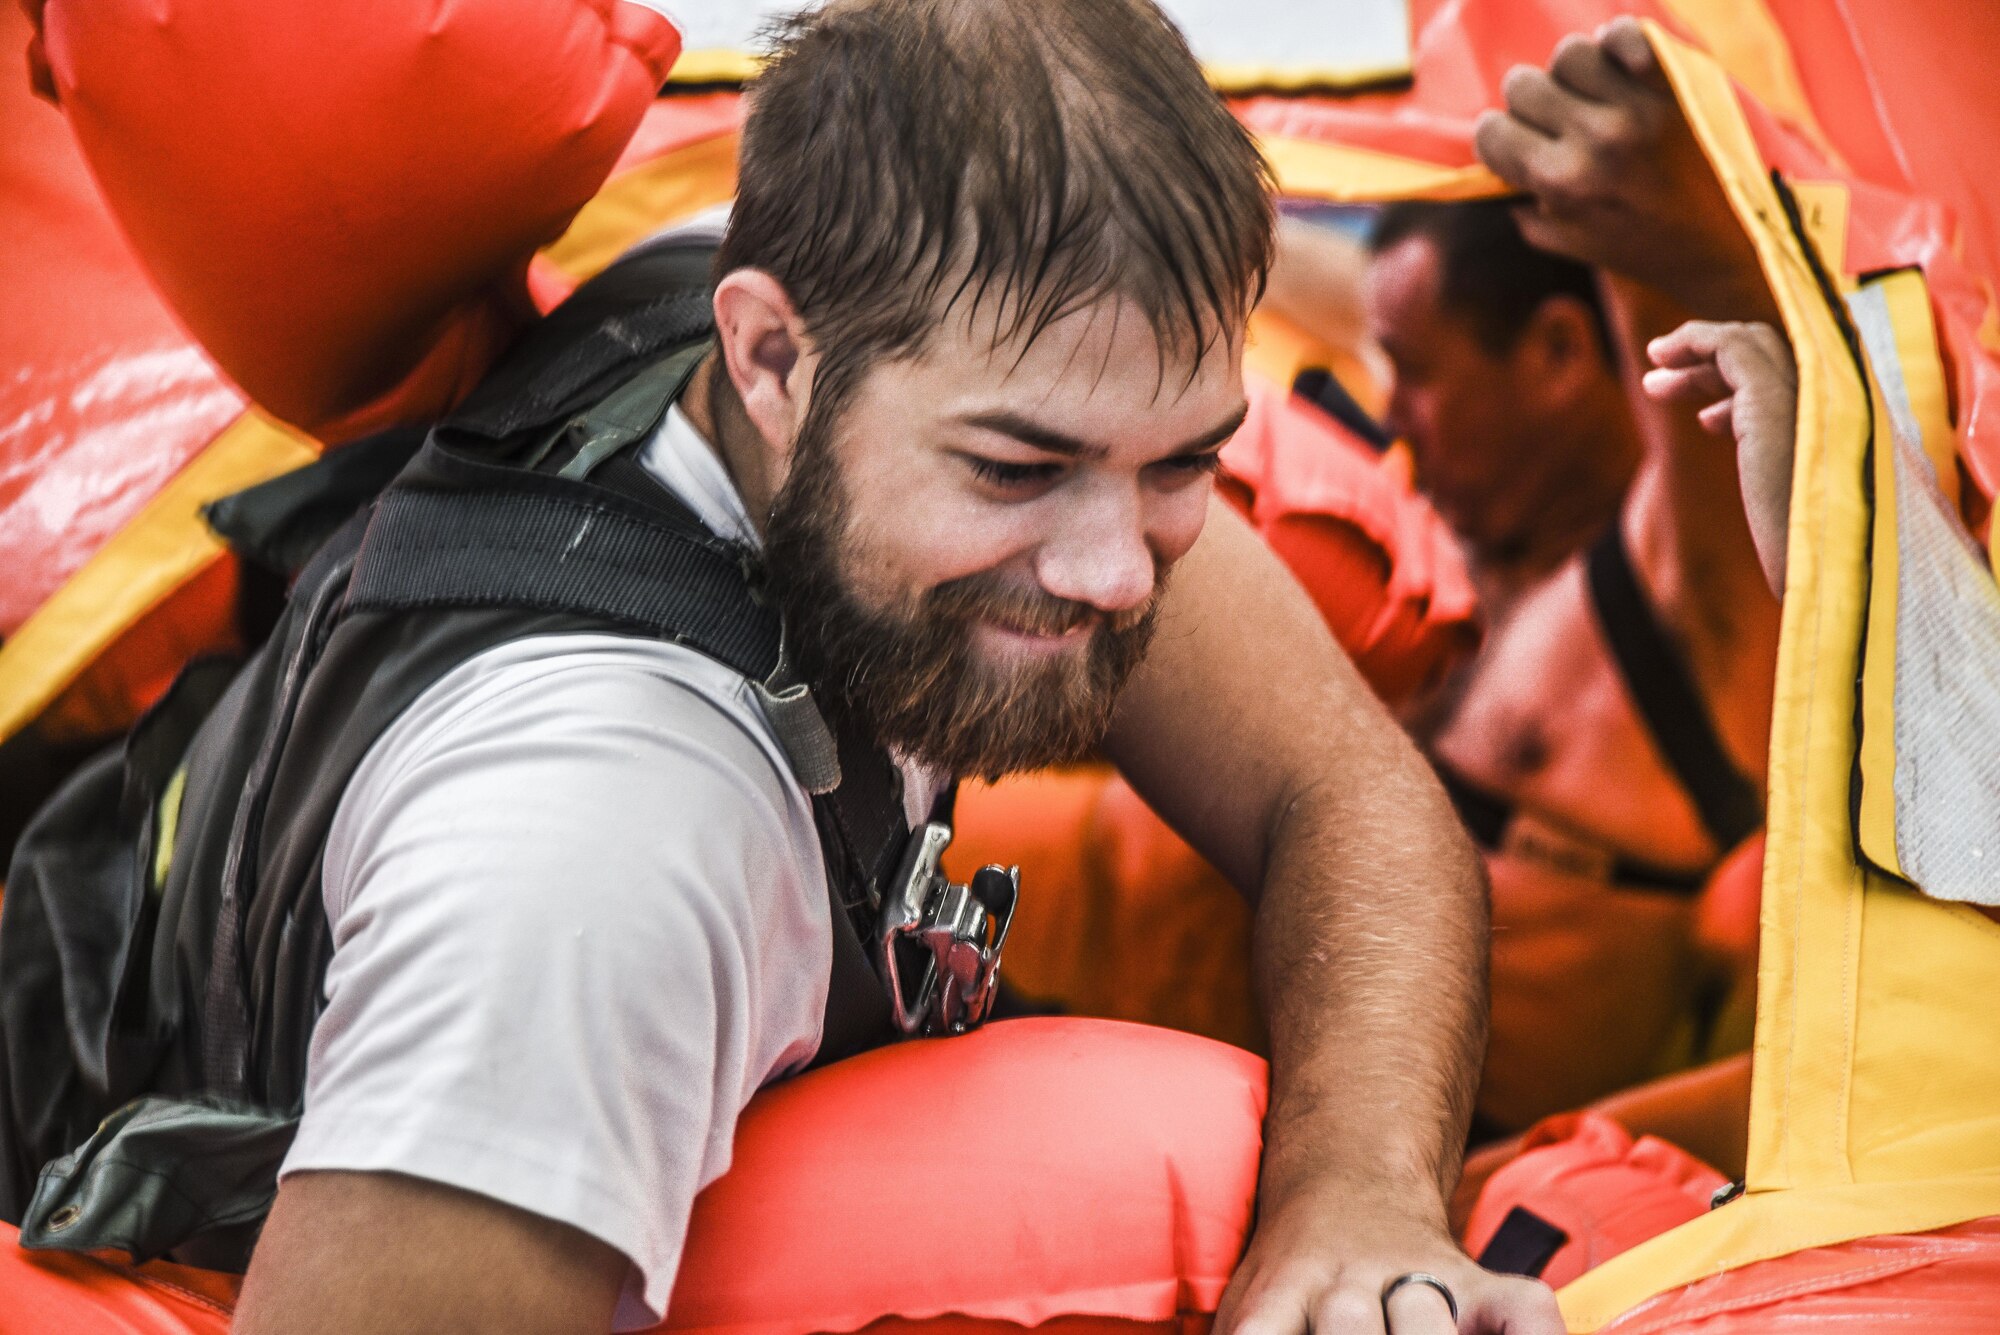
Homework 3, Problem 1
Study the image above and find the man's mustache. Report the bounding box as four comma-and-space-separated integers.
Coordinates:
926, 570, 1159, 639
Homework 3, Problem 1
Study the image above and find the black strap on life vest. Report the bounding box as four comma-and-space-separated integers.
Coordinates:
348, 479, 779, 678
1291, 368, 1394, 452
1585, 524, 1763, 853
1433, 757, 1708, 896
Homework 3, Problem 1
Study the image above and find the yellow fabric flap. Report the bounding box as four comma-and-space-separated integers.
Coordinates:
1560, 21, 2000, 1330
541, 133, 742, 283
1260, 136, 1503, 205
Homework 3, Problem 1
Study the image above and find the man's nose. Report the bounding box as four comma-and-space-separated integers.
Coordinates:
1032, 486, 1157, 616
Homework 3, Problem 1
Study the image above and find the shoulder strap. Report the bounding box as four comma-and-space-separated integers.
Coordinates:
1586, 523, 1763, 851
349, 464, 783, 683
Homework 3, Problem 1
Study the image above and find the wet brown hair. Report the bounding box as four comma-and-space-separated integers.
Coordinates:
716, 0, 1275, 403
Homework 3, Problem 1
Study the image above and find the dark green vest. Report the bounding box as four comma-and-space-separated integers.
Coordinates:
0, 241, 921, 1268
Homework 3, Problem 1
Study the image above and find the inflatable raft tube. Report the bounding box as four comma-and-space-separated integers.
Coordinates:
3, 1019, 1267, 1334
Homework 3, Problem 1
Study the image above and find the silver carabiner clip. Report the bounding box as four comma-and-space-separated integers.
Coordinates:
876, 822, 1018, 1036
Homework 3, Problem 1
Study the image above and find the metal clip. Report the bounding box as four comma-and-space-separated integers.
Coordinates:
876, 822, 1018, 1036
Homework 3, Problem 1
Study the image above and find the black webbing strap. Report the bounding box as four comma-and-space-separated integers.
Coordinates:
1586, 524, 1763, 851
1475, 1206, 1569, 1278
347, 481, 783, 682
1291, 368, 1394, 452
1435, 755, 1706, 895
810, 714, 913, 1066
818, 716, 914, 917
1436, 759, 1513, 850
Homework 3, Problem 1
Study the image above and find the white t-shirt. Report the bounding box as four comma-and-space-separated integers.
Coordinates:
282, 405, 932, 1329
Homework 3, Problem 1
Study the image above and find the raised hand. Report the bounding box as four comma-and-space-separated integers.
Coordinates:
1473, 18, 1775, 323
1643, 320, 1798, 594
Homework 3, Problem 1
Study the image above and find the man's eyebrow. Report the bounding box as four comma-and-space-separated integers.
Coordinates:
958, 410, 1106, 459
958, 401, 1250, 460
1172, 401, 1250, 456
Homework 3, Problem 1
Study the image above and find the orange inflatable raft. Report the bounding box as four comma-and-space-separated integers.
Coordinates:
2, 1020, 1266, 1335
1461, 1109, 2000, 1334
12, 0, 2000, 1331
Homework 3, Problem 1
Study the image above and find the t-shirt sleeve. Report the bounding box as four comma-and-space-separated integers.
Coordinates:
283, 640, 830, 1330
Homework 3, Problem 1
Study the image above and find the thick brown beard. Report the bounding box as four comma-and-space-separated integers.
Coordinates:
763, 399, 1163, 782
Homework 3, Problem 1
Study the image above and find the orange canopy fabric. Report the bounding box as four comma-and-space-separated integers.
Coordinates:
1758, 0, 2000, 330
0, 3, 242, 639
1595, 1215, 2000, 1334
0, 0, 694, 747
29, 0, 682, 442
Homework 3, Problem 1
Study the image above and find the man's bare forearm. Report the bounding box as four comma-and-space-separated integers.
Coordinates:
1111, 503, 1557, 1333
1104, 502, 1487, 1210
1251, 733, 1488, 1216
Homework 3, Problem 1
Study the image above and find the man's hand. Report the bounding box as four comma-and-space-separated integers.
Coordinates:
1643, 320, 1798, 595
1215, 1179, 1563, 1334
1473, 18, 1775, 323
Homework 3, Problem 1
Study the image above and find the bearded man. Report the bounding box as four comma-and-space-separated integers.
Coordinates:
0, 2, 1558, 1333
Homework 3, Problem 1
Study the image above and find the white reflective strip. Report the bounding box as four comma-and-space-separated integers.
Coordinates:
1848, 286, 1937, 485
1848, 284, 2000, 904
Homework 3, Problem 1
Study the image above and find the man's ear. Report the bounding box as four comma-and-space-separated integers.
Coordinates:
713, 269, 814, 452
1518, 294, 1609, 410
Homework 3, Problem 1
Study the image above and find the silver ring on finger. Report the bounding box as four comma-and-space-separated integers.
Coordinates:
1381, 1271, 1459, 1323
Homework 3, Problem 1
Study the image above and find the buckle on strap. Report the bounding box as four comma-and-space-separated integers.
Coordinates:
876, 822, 1018, 1036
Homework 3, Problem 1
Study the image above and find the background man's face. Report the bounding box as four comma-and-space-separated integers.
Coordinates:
1367, 235, 1553, 562
766, 292, 1246, 778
